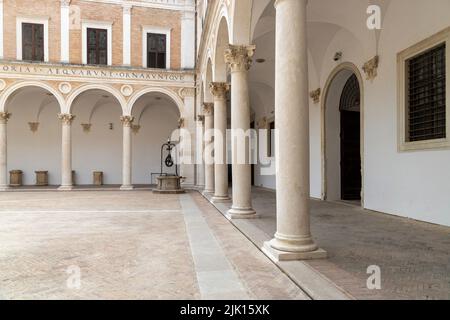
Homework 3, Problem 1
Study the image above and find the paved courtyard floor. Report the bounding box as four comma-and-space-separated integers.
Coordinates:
206, 188, 450, 300
1, 189, 449, 300
0, 191, 308, 300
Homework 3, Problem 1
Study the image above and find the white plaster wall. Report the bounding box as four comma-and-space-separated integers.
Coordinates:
72, 101, 123, 185
132, 104, 179, 184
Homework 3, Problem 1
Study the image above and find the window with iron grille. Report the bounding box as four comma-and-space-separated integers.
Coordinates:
406, 43, 446, 142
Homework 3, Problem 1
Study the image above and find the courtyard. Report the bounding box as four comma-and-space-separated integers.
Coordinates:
0, 189, 448, 300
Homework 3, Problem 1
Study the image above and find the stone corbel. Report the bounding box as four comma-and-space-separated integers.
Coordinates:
28, 122, 40, 133
132, 125, 141, 134
309, 88, 321, 104
0, 112, 11, 124
363, 55, 379, 81
178, 118, 185, 129
81, 123, 92, 133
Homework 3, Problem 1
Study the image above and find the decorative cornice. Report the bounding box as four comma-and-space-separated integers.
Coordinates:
0, 112, 11, 123
28, 122, 39, 133
224, 45, 256, 73
310, 88, 321, 104
58, 113, 75, 125
120, 116, 134, 127
362, 55, 379, 81
210, 82, 230, 100
202, 103, 214, 116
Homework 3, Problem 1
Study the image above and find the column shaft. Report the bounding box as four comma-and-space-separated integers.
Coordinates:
264, 0, 325, 260
225, 45, 256, 219
203, 103, 214, 194
211, 83, 230, 202
0, 112, 10, 190
121, 116, 133, 190
58, 113, 74, 191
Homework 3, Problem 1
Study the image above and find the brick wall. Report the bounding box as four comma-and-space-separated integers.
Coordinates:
3, 0, 61, 62
3, 0, 182, 69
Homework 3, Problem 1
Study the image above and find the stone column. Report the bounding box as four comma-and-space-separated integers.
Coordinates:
0, 112, 10, 191
58, 113, 75, 191
120, 116, 134, 190
224, 45, 256, 219
196, 115, 205, 188
210, 82, 231, 202
263, 0, 326, 261
202, 103, 214, 195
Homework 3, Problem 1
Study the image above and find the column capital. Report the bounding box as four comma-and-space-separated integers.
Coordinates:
0, 112, 11, 124
224, 45, 256, 73
210, 82, 230, 100
60, 0, 71, 8
202, 103, 214, 116
120, 115, 134, 127
274, 0, 308, 9
122, 3, 133, 14
58, 113, 75, 125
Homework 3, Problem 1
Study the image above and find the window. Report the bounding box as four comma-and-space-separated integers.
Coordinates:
86, 28, 108, 65
16, 17, 49, 62
81, 21, 112, 66
142, 26, 171, 69
22, 23, 44, 61
398, 28, 450, 151
147, 33, 166, 69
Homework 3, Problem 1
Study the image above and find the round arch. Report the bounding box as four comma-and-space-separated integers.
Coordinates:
127, 87, 185, 117
0, 81, 65, 113
66, 84, 126, 114
212, 15, 230, 82
321, 62, 365, 205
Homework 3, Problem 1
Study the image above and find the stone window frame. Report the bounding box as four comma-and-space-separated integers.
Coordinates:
81, 20, 113, 66
397, 27, 450, 152
16, 16, 49, 62
142, 25, 172, 70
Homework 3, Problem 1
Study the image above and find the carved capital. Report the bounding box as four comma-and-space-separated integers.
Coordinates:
258, 117, 268, 129
122, 3, 132, 14
224, 45, 256, 72
58, 113, 75, 125
363, 55, 379, 81
0, 112, 11, 124
120, 116, 134, 127
60, 0, 71, 7
310, 88, 321, 104
210, 82, 230, 100
202, 103, 214, 116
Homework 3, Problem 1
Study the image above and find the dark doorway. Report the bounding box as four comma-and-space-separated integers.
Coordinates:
339, 74, 361, 201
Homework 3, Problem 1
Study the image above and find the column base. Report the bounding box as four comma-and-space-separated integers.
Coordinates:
0, 185, 10, 192
120, 185, 134, 191
262, 241, 327, 262
58, 185, 73, 191
211, 195, 231, 203
226, 207, 258, 220
202, 189, 214, 196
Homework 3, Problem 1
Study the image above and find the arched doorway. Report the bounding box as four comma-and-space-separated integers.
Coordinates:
323, 65, 363, 203
339, 74, 361, 201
